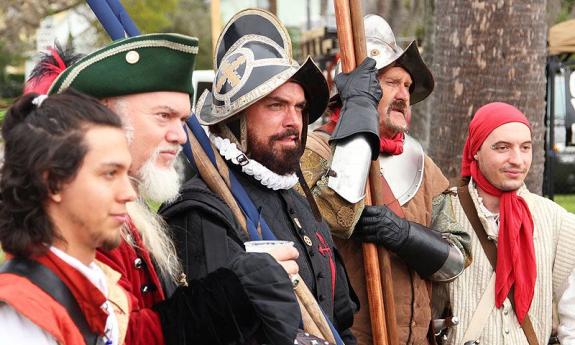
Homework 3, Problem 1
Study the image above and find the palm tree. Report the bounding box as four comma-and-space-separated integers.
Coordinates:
428, 0, 547, 192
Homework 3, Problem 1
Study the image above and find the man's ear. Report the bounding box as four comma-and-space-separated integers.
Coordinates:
49, 192, 62, 203
43, 171, 62, 203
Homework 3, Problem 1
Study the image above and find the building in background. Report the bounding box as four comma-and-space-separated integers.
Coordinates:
25, 4, 98, 79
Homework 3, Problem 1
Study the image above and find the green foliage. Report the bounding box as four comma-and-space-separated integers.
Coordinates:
555, 194, 575, 213
0, 97, 13, 122
555, 0, 575, 23
89, 0, 213, 69
124, 0, 178, 33
0, 42, 9, 80
415, 25, 425, 45
287, 27, 302, 62
90, 0, 179, 46
164, 0, 213, 70
0, 41, 25, 98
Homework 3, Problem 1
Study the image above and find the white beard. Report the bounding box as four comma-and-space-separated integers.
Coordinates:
126, 199, 182, 283
137, 146, 182, 204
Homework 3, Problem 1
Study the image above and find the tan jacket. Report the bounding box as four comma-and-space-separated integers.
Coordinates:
299, 132, 468, 345
445, 183, 575, 345
96, 261, 131, 345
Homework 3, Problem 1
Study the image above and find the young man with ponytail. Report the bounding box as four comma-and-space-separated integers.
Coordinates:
0, 89, 137, 344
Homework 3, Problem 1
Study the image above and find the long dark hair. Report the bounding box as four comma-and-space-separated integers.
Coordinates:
0, 89, 123, 257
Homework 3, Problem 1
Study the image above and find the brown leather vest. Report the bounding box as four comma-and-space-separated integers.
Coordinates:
337, 156, 448, 345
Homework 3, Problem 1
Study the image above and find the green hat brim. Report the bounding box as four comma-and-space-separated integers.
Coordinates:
48, 33, 199, 99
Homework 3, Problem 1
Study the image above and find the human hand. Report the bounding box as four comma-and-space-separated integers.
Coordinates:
330, 57, 382, 160
335, 57, 382, 106
267, 245, 300, 276
354, 205, 409, 251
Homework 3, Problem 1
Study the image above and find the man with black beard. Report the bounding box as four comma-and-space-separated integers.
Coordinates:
161, 9, 358, 344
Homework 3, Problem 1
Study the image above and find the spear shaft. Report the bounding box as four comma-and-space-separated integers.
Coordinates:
332, 1, 398, 344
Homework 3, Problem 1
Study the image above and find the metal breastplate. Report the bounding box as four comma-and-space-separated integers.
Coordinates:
379, 134, 424, 205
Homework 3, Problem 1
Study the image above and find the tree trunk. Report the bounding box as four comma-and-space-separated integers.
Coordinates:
407, 0, 435, 150
429, 0, 547, 193
376, 0, 402, 30
320, 0, 328, 16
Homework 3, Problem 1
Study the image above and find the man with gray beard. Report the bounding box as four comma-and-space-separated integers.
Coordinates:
27, 34, 301, 345
301, 14, 471, 345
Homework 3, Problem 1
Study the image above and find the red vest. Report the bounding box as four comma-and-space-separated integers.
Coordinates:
0, 251, 109, 345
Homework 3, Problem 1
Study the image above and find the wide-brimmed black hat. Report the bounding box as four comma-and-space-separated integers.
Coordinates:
196, 8, 329, 125
364, 14, 434, 104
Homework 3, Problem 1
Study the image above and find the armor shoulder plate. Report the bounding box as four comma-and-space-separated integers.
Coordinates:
379, 134, 424, 205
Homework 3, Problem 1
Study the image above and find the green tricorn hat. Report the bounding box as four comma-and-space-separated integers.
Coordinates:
195, 8, 329, 126
48, 33, 199, 98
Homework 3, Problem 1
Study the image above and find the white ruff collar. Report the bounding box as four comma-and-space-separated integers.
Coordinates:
210, 134, 298, 190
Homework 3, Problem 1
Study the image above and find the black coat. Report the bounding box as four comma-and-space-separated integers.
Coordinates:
153, 253, 295, 345
160, 167, 358, 345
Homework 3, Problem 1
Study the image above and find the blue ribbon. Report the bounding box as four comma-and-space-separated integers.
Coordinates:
186, 116, 276, 241
86, 0, 140, 39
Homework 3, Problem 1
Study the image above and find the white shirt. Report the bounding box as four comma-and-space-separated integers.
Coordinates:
558, 268, 575, 344
0, 247, 120, 344
447, 182, 575, 344
471, 181, 575, 344
469, 180, 500, 240
0, 306, 57, 345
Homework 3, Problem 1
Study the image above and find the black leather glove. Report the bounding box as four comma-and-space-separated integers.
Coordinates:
353, 205, 409, 251
354, 205, 453, 279
330, 57, 382, 160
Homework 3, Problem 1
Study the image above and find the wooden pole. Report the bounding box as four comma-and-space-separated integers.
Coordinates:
268, 0, 277, 15
348, 3, 399, 343
333, 0, 355, 73
348, 0, 366, 63
210, 0, 221, 55
333, 1, 394, 345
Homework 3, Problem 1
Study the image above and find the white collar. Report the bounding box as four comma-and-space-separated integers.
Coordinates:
470, 181, 499, 219
469, 179, 500, 239
210, 134, 298, 190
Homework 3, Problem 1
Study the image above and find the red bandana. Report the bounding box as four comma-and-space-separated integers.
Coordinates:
461, 102, 535, 323
379, 132, 405, 155
325, 107, 405, 155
